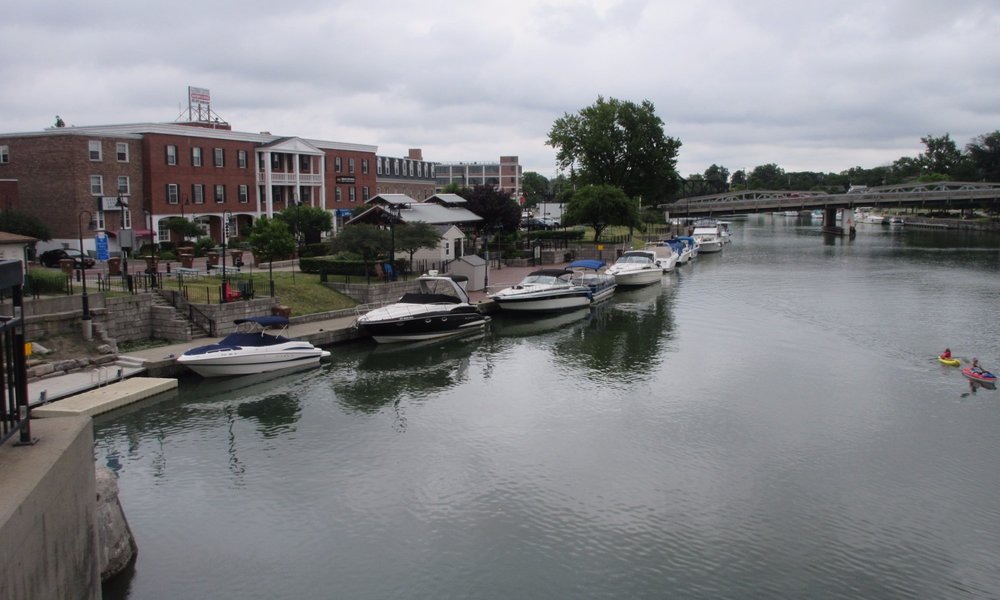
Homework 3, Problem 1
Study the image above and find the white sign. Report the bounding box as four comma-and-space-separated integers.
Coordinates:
100, 196, 128, 211
189, 86, 211, 104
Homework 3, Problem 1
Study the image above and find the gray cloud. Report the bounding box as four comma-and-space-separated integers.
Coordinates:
2, 0, 998, 179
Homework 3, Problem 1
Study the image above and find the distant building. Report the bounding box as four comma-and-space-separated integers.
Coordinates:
0, 119, 377, 255
434, 156, 522, 198
375, 149, 436, 201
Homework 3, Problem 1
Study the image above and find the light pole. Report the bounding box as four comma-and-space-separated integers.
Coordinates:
116, 196, 129, 287
221, 210, 233, 302
77, 210, 93, 339
145, 209, 158, 288
388, 204, 401, 267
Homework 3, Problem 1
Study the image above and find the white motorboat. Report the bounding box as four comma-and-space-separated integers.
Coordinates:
644, 242, 680, 272
567, 259, 617, 303
176, 316, 331, 378
606, 251, 663, 287
691, 225, 724, 254
356, 273, 490, 343
489, 268, 593, 312
666, 236, 698, 264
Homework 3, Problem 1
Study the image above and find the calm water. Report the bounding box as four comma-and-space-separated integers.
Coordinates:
98, 216, 1000, 600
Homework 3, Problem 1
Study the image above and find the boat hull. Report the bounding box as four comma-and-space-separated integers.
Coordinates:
178, 349, 330, 378
962, 367, 997, 385
610, 269, 662, 287
358, 310, 489, 343
492, 290, 592, 312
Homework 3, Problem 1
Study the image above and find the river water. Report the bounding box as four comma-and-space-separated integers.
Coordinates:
98, 216, 1000, 600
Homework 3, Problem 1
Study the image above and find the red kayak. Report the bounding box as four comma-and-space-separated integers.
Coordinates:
962, 366, 997, 385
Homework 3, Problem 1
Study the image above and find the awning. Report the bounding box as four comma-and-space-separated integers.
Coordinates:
130, 228, 156, 237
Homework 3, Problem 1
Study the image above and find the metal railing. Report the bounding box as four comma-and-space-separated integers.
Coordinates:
0, 261, 31, 447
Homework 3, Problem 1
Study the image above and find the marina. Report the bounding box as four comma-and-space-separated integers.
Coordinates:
88, 215, 1000, 599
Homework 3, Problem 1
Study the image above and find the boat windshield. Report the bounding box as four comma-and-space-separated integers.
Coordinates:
520, 274, 565, 286
617, 254, 654, 265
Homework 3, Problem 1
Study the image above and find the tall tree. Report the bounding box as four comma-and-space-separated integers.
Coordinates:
547, 96, 682, 203
703, 164, 730, 191
966, 131, 1000, 182
521, 172, 550, 205
748, 164, 787, 189
393, 221, 441, 272
248, 217, 296, 285
275, 204, 333, 245
562, 184, 640, 242
330, 224, 390, 278
0, 209, 50, 240
920, 133, 965, 177
462, 185, 521, 234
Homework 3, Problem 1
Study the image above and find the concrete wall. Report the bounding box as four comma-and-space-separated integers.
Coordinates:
0, 417, 101, 600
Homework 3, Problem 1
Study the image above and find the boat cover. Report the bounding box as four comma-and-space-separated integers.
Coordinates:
568, 259, 606, 270
234, 316, 289, 328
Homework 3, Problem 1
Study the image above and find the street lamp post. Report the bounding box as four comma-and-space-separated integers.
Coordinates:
116, 196, 130, 289
145, 209, 158, 288
78, 210, 93, 339
221, 210, 233, 302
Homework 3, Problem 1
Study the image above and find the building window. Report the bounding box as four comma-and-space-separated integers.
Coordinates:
362, 186, 369, 201
89, 140, 102, 161
166, 145, 177, 165
214, 148, 224, 167
237, 150, 247, 169
335, 187, 341, 202
409, 161, 414, 176
394, 159, 400, 175
167, 183, 179, 204
97, 211, 106, 231
238, 185, 248, 204
0, 145, 8, 164
299, 155, 310, 172
348, 158, 355, 174
349, 187, 356, 202
122, 209, 132, 229
192, 147, 203, 167
362, 159, 369, 174
90, 175, 103, 195
116, 142, 129, 162
334, 156, 342, 173
214, 184, 225, 203
192, 184, 204, 204
117, 176, 130, 195
418, 162, 423, 178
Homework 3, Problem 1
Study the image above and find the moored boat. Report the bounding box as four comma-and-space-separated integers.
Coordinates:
356, 273, 490, 343
176, 316, 330, 378
567, 259, 617, 303
606, 251, 663, 287
962, 366, 997, 385
489, 268, 593, 312
691, 225, 724, 254
644, 242, 680, 272
938, 355, 961, 367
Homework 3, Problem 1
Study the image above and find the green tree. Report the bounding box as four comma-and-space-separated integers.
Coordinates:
966, 131, 1000, 182
703, 164, 730, 191
330, 224, 390, 276
547, 96, 681, 203
462, 185, 520, 234
521, 172, 550, 205
920, 133, 967, 178
562, 184, 639, 242
275, 204, 332, 245
164, 217, 203, 240
748, 164, 787, 189
393, 221, 441, 273
248, 217, 296, 284
0, 209, 50, 240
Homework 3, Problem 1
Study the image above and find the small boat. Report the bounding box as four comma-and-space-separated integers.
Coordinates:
567, 259, 617, 303
664, 239, 692, 265
356, 273, 490, 343
938, 355, 961, 367
691, 225, 724, 254
643, 242, 680, 272
489, 268, 593, 313
962, 366, 997, 385
176, 316, 330, 378
606, 251, 663, 287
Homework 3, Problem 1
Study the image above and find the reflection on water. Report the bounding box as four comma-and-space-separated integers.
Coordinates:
97, 219, 1000, 600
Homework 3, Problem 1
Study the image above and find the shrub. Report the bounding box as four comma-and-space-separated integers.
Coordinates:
26, 270, 68, 294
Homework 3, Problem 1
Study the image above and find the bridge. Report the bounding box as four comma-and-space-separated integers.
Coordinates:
664, 181, 1000, 219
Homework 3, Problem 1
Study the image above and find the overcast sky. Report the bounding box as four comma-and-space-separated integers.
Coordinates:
2, 0, 998, 180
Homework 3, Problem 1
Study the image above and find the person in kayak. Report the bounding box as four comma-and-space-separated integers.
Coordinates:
971, 358, 983, 374
941, 348, 952, 359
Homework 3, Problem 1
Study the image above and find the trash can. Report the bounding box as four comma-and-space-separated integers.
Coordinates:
208, 251, 220, 266
107, 257, 122, 276
59, 258, 75, 276
180, 253, 195, 268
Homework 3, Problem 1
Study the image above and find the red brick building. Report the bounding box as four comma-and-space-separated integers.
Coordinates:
0, 121, 377, 255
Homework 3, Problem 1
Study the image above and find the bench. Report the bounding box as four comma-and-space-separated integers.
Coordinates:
176, 267, 201, 277
207, 264, 240, 274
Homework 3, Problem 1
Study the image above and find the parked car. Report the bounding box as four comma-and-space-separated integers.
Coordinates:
39, 248, 95, 269
521, 218, 555, 231
538, 217, 561, 228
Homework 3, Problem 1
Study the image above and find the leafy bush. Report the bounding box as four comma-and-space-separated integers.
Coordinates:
26, 270, 68, 294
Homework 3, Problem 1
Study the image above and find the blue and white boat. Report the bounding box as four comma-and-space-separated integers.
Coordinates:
177, 316, 330, 378
568, 259, 617, 303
